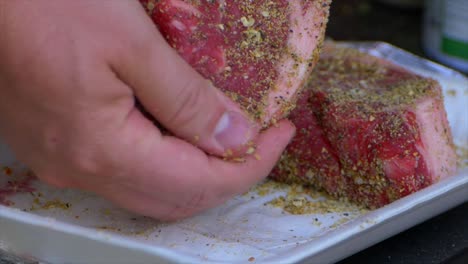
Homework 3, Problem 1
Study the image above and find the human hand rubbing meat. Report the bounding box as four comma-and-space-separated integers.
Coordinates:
0, 0, 330, 220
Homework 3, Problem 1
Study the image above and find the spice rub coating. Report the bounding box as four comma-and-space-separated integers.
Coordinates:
140, 0, 331, 126
272, 42, 457, 208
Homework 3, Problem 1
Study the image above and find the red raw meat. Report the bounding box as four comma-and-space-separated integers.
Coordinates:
272, 43, 457, 208
140, 0, 331, 126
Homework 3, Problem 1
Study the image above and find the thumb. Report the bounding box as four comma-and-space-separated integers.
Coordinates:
113, 18, 259, 156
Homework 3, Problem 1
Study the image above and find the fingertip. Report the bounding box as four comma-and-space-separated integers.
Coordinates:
208, 119, 296, 197
276, 119, 297, 139
257, 119, 296, 151
209, 110, 261, 157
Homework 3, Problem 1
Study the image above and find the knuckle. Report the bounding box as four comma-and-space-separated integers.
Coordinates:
184, 173, 216, 209
121, 32, 155, 66
35, 170, 69, 189
167, 79, 209, 128
186, 185, 209, 209
166, 175, 214, 220
66, 146, 103, 179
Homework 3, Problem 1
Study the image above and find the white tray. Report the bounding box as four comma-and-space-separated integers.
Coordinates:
1, 42, 467, 264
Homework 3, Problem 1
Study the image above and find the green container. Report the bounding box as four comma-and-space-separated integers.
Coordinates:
423, 0, 468, 73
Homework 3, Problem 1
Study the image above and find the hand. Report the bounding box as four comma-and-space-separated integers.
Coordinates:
0, 0, 295, 220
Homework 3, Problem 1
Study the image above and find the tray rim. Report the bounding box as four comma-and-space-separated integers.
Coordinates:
1, 41, 467, 264
1, 171, 466, 264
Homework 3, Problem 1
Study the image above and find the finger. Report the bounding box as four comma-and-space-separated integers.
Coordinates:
88, 106, 294, 220
110, 4, 259, 156
94, 183, 199, 222
207, 120, 297, 200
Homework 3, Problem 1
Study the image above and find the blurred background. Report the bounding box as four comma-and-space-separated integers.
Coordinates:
326, 0, 468, 74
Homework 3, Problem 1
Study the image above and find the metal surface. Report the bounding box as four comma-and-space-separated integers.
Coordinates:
0, 42, 467, 264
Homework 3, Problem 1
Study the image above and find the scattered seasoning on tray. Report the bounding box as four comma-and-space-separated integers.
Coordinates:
251, 180, 366, 215
43, 200, 71, 210
250, 180, 282, 196
0, 166, 36, 206
29, 197, 72, 211
97, 226, 122, 232
446, 89, 457, 96
312, 217, 322, 227
268, 195, 362, 215
456, 145, 468, 168
101, 208, 113, 216
329, 217, 350, 228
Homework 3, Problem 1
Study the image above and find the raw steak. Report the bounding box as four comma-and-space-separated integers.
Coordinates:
272, 43, 457, 208
140, 0, 331, 126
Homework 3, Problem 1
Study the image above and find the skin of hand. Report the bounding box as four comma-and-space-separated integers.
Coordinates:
0, 0, 295, 220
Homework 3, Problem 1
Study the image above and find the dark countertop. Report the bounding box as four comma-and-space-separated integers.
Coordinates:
337, 202, 468, 264
328, 1, 468, 263
326, 0, 425, 55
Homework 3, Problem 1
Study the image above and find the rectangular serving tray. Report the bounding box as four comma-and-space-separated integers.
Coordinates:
1, 42, 467, 264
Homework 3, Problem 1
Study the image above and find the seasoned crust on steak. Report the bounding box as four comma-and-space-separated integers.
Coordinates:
140, 0, 331, 126
272, 42, 457, 208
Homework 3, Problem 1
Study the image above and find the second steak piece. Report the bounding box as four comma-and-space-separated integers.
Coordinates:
272, 43, 457, 208
140, 0, 331, 126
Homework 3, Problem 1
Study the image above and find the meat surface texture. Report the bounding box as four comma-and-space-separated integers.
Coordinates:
140, 0, 331, 126
272, 43, 457, 208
